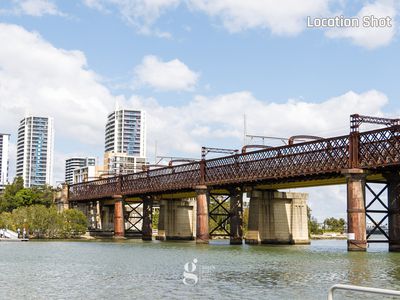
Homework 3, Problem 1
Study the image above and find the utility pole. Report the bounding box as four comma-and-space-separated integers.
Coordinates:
154, 140, 157, 164
243, 113, 247, 146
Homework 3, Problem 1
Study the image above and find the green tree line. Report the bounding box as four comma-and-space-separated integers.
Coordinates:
0, 177, 87, 238
307, 206, 346, 235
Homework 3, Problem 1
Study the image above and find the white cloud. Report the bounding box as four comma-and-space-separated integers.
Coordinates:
188, 0, 333, 35
0, 0, 64, 17
326, 0, 398, 49
81, 0, 399, 48
297, 186, 347, 222
133, 55, 199, 91
82, 0, 180, 37
82, 0, 109, 13
83, 0, 335, 36
128, 89, 388, 159
0, 23, 117, 180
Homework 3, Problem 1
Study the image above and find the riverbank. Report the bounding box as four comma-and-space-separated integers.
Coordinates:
311, 233, 347, 240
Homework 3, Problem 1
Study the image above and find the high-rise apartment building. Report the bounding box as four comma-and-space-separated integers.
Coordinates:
0, 133, 10, 190
103, 152, 146, 176
104, 108, 146, 175
105, 109, 146, 157
16, 116, 54, 187
65, 157, 96, 184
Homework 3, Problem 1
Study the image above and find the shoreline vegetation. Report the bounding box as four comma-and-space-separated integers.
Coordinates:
311, 233, 347, 240
0, 177, 87, 239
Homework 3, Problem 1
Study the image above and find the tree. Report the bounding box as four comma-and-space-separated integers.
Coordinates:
14, 186, 53, 207
30, 205, 51, 238
62, 209, 87, 238
0, 212, 13, 229
0, 178, 54, 213
243, 207, 249, 236
152, 207, 159, 229
307, 206, 322, 235
323, 217, 346, 233
0, 177, 24, 212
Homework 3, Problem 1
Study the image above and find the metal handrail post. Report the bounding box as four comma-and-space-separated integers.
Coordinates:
328, 284, 400, 300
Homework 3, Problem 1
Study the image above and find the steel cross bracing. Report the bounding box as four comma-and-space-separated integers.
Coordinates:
124, 202, 143, 233
209, 194, 231, 237
68, 125, 400, 201
365, 183, 389, 242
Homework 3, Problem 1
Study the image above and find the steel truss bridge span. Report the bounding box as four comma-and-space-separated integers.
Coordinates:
68, 125, 400, 201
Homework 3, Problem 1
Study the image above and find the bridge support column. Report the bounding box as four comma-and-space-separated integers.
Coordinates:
157, 200, 166, 241
386, 172, 400, 252
343, 169, 367, 251
96, 201, 102, 230
157, 199, 196, 240
113, 195, 125, 238
245, 190, 262, 244
196, 186, 209, 244
230, 187, 243, 245
142, 196, 153, 241
245, 190, 309, 245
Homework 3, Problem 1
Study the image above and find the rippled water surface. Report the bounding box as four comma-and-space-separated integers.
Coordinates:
0, 239, 399, 299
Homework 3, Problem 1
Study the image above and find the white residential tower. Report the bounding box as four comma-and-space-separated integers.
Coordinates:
0, 133, 10, 190
16, 116, 54, 187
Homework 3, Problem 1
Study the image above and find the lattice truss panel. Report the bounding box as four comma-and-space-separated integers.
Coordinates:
69, 177, 119, 201
359, 127, 400, 168
205, 136, 349, 185
121, 162, 200, 194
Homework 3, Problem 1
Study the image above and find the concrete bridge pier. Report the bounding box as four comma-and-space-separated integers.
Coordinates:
196, 185, 209, 244
229, 187, 243, 245
142, 196, 153, 241
113, 195, 125, 238
245, 190, 309, 245
157, 202, 166, 241
385, 171, 400, 252
343, 169, 367, 251
245, 189, 263, 244
72, 201, 101, 230
157, 198, 196, 241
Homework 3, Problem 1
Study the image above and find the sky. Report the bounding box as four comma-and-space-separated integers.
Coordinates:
0, 0, 399, 221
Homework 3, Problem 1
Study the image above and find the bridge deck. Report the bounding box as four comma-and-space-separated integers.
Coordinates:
68, 126, 400, 201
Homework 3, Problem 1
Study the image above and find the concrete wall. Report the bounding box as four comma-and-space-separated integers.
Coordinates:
101, 205, 114, 231
246, 190, 309, 245
157, 198, 196, 240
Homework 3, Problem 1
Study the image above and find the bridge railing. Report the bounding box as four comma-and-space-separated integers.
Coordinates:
204, 135, 350, 185
359, 125, 400, 168
69, 176, 120, 201
121, 162, 200, 195
68, 126, 400, 201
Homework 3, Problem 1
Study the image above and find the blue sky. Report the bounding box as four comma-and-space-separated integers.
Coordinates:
0, 0, 399, 220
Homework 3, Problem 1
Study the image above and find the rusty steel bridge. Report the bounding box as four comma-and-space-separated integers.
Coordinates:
66, 114, 400, 251
69, 115, 400, 200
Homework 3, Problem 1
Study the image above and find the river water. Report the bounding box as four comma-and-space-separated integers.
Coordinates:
0, 239, 399, 300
